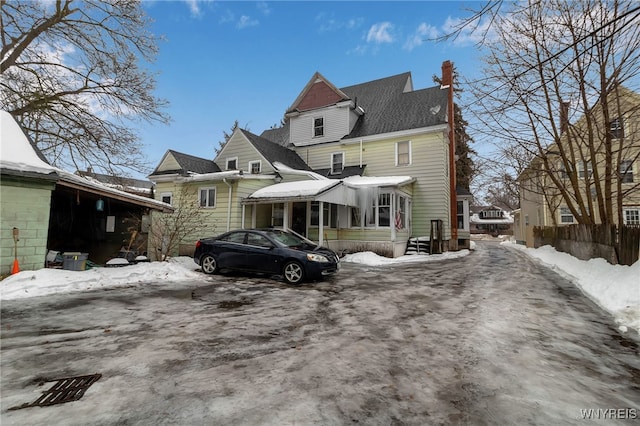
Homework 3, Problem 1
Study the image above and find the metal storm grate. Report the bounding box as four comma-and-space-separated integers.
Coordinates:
9, 374, 102, 410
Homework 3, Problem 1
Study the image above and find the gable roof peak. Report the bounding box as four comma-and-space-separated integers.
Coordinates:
286, 71, 351, 115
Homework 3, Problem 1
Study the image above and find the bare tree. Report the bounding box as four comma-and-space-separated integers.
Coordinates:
148, 186, 215, 261
468, 0, 640, 228
0, 0, 169, 175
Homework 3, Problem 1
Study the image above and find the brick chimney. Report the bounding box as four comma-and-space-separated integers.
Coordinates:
441, 60, 453, 88
442, 60, 458, 249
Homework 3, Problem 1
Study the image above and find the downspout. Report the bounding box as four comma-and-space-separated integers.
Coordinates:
223, 178, 232, 232
359, 139, 363, 168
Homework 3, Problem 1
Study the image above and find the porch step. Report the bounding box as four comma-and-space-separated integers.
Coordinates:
405, 237, 430, 255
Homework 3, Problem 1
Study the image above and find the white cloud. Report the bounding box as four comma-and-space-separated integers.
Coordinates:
237, 15, 259, 29
257, 1, 271, 16
183, 0, 202, 17
366, 22, 394, 44
316, 13, 363, 33
441, 15, 496, 46
403, 22, 440, 51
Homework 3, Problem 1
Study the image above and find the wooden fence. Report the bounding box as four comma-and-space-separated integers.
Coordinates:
533, 224, 640, 266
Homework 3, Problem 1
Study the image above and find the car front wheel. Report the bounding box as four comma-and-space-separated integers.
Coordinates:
201, 254, 219, 274
283, 261, 304, 285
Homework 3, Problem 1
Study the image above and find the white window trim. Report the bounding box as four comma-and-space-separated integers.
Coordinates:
199, 186, 217, 208
559, 207, 574, 224
226, 156, 238, 170
160, 192, 173, 205
395, 140, 412, 166
623, 208, 640, 225
313, 116, 324, 138
248, 160, 261, 174
620, 159, 634, 183
330, 152, 344, 175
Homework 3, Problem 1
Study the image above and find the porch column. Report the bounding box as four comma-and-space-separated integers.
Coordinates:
241, 205, 246, 229
251, 204, 257, 228
391, 193, 397, 242
283, 202, 289, 231
318, 201, 324, 246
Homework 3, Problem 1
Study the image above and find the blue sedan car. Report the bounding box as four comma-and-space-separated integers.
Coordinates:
194, 229, 340, 285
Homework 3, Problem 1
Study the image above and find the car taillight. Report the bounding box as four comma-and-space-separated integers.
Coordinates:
195, 240, 201, 249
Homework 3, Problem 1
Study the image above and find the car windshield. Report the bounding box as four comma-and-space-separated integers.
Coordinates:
265, 230, 308, 248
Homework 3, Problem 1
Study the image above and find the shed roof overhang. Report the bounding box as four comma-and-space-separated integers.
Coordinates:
242, 179, 358, 206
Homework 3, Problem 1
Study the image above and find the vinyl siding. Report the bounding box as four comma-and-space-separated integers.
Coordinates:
215, 132, 276, 174
290, 105, 351, 146
156, 153, 181, 172
299, 130, 451, 238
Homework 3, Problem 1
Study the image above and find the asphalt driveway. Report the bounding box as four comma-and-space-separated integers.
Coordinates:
1, 242, 638, 425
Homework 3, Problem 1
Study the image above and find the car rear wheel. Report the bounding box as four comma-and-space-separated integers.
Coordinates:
283, 261, 304, 285
201, 255, 219, 274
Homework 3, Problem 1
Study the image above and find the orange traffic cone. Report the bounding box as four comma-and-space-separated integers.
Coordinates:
11, 258, 20, 274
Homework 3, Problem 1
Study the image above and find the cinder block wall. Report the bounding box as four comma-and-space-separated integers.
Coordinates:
1, 182, 54, 275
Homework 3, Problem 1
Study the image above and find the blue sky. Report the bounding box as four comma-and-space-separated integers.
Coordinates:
137, 1, 486, 175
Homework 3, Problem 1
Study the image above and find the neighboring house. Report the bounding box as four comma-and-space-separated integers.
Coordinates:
518, 87, 640, 247
469, 205, 514, 236
0, 111, 172, 274
150, 61, 470, 257
77, 168, 155, 198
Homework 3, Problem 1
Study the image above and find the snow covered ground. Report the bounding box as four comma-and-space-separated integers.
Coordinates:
1, 243, 637, 333
500, 240, 640, 333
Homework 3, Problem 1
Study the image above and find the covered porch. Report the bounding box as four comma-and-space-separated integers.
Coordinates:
242, 176, 415, 257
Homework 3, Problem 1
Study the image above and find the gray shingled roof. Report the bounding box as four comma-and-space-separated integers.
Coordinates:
260, 123, 291, 148
312, 165, 366, 179
341, 73, 448, 139
150, 150, 221, 176
240, 129, 311, 171
260, 72, 448, 145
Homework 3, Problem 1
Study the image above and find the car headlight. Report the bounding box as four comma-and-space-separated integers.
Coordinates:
307, 253, 329, 263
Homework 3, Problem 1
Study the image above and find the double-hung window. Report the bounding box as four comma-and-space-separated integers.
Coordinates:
396, 141, 411, 166
331, 152, 344, 175
610, 117, 624, 139
560, 207, 574, 224
579, 160, 593, 179
623, 209, 640, 225
364, 193, 393, 228
620, 160, 634, 183
396, 195, 407, 230
456, 200, 464, 230
314, 117, 324, 137
249, 160, 261, 174
199, 187, 216, 208
226, 157, 238, 170
310, 202, 336, 228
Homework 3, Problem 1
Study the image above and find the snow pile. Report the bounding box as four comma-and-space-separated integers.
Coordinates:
342, 250, 470, 266
503, 242, 640, 332
0, 257, 201, 301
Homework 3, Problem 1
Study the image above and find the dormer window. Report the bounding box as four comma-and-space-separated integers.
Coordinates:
226, 157, 238, 170
314, 117, 324, 137
249, 160, 261, 174
331, 152, 344, 175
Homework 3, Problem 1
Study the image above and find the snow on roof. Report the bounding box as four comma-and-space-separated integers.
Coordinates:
343, 175, 415, 187
0, 111, 57, 176
0, 110, 171, 211
470, 213, 514, 224
247, 179, 340, 199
